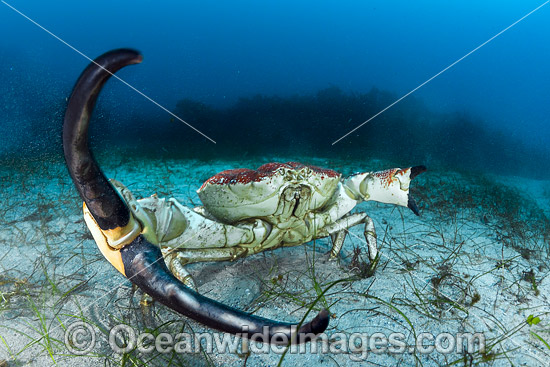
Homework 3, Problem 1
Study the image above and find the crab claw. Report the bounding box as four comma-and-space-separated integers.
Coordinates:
344, 165, 426, 215
403, 165, 426, 216
63, 49, 329, 344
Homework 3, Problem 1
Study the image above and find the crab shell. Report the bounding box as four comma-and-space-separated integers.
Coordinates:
197, 162, 341, 223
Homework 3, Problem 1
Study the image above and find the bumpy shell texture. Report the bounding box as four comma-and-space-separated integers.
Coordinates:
198, 162, 341, 223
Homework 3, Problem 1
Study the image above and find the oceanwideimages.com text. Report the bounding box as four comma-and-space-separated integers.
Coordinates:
65, 321, 485, 361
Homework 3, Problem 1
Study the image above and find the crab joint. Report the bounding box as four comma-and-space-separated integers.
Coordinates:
83, 202, 141, 276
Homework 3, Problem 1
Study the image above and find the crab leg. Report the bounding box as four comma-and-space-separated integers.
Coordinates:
114, 184, 261, 250
163, 247, 250, 266
63, 48, 329, 344
318, 212, 378, 261
162, 247, 251, 290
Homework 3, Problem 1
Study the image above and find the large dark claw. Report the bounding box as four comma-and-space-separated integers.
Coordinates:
63, 49, 329, 344
121, 234, 329, 344
63, 49, 141, 231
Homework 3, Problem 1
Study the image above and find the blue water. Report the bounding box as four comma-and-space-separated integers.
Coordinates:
1, 0, 549, 175
2, 3, 550, 365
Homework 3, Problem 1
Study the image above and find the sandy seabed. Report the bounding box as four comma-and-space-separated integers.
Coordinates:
0, 155, 549, 366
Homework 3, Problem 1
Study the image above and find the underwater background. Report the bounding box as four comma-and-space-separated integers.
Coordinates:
1, 0, 549, 176
1, 1, 550, 366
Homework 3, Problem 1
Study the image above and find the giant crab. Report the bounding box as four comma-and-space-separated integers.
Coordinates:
63, 49, 425, 345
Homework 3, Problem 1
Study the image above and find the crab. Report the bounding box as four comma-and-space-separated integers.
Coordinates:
108, 161, 425, 290
63, 48, 425, 345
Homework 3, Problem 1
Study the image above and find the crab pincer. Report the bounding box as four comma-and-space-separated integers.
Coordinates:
63, 48, 329, 344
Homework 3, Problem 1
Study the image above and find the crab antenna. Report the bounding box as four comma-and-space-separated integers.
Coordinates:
62, 48, 329, 344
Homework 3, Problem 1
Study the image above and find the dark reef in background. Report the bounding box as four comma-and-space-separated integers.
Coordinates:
1, 85, 549, 179
113, 86, 550, 179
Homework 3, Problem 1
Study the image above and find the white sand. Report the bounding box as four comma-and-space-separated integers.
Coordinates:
0, 157, 548, 366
